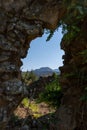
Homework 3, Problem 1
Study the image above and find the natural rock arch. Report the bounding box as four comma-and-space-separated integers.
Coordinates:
0, 0, 87, 130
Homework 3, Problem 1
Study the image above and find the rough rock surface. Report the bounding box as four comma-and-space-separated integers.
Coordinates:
0, 0, 87, 130
58, 18, 87, 130
0, 0, 65, 129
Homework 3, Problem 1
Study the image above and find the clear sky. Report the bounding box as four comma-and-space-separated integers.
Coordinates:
21, 27, 64, 71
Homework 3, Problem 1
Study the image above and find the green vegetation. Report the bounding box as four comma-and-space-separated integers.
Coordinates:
46, 0, 87, 102
22, 70, 38, 86
62, 0, 87, 101
22, 98, 41, 118
20, 73, 62, 119
46, 0, 87, 43
37, 74, 62, 108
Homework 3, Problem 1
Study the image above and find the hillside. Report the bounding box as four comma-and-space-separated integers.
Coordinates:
27, 67, 60, 77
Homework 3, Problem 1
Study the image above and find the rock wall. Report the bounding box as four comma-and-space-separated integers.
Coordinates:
0, 0, 65, 129
0, 0, 87, 130
57, 17, 87, 130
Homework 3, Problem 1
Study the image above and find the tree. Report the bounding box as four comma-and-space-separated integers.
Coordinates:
22, 70, 38, 86
37, 74, 63, 108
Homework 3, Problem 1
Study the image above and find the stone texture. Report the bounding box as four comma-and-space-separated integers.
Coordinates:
0, 0, 87, 130
57, 17, 87, 130
0, 0, 65, 129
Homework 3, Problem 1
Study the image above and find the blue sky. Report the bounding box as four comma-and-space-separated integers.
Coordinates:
21, 27, 64, 71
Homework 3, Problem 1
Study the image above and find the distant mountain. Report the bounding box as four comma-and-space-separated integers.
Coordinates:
22, 67, 60, 77
33, 67, 59, 77
53, 69, 60, 74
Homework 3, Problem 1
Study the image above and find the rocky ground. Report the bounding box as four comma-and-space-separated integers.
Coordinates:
14, 101, 55, 119
5, 102, 57, 130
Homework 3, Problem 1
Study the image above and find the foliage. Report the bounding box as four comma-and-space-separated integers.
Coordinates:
37, 74, 63, 108
22, 70, 38, 86
63, 0, 87, 101
60, 1, 87, 44
46, 0, 87, 42
22, 98, 42, 118
45, 1, 87, 103
46, 30, 55, 42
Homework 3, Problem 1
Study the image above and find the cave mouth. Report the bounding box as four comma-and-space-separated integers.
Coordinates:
16, 27, 64, 119
21, 27, 64, 72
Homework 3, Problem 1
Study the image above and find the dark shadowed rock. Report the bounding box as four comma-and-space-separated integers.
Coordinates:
0, 0, 87, 130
